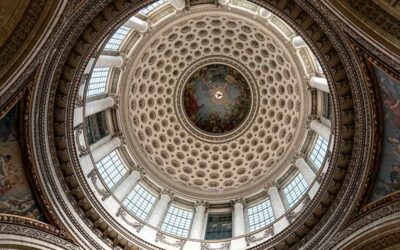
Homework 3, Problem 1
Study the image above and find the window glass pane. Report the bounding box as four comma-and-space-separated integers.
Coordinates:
161, 205, 193, 237
85, 111, 109, 145
205, 214, 232, 240
283, 173, 308, 208
139, 0, 167, 15
248, 199, 274, 231
87, 67, 109, 97
95, 150, 128, 189
104, 26, 131, 51
123, 184, 156, 221
309, 135, 328, 169
323, 92, 332, 119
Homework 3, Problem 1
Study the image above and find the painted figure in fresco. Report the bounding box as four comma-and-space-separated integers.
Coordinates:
183, 64, 251, 134
0, 154, 12, 187
380, 83, 400, 128
371, 66, 400, 201
390, 165, 400, 190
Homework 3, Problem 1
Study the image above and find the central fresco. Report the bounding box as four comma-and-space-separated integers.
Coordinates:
183, 64, 251, 134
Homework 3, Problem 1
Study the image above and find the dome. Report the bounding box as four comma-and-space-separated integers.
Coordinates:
67, 1, 332, 247
12, 0, 384, 249
3, 0, 400, 248
119, 7, 311, 200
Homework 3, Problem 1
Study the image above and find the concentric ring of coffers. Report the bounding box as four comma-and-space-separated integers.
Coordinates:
73, 0, 334, 248
121, 9, 309, 198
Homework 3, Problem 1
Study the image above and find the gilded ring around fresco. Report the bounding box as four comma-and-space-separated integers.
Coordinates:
182, 64, 252, 135
175, 56, 259, 143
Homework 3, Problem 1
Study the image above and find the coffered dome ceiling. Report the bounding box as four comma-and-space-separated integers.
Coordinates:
21, 0, 383, 248
119, 9, 309, 199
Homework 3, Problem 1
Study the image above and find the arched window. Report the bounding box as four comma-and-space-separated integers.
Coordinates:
283, 173, 308, 208
123, 184, 157, 221
309, 135, 328, 169
95, 150, 127, 188
247, 198, 274, 231
139, 0, 167, 16
161, 205, 193, 237
86, 67, 110, 97
104, 26, 131, 51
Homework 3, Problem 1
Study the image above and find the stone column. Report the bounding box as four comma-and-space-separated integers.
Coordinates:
113, 170, 142, 201
258, 7, 272, 19
232, 199, 245, 237
218, 0, 230, 5
95, 55, 124, 68
310, 76, 329, 93
190, 201, 207, 239
266, 182, 289, 231
91, 136, 121, 163
310, 119, 331, 142
125, 16, 148, 32
167, 0, 185, 10
295, 157, 315, 186
292, 36, 306, 49
74, 97, 115, 125
147, 190, 172, 228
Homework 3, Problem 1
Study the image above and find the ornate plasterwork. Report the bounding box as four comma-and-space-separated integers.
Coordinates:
0, 218, 79, 250
120, 8, 309, 199
155, 232, 186, 250
25, 0, 369, 249
245, 226, 274, 246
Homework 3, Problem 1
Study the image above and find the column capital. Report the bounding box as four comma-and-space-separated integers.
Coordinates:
160, 189, 174, 200
231, 198, 245, 208
264, 181, 279, 191
306, 115, 318, 129
291, 152, 306, 165
113, 132, 127, 146
134, 166, 147, 179
307, 114, 319, 123
109, 94, 120, 109
194, 200, 208, 210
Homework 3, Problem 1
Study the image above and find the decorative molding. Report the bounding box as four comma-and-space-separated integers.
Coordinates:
231, 197, 245, 207
87, 169, 111, 201
194, 200, 209, 210
245, 226, 275, 246
201, 241, 231, 250
155, 232, 186, 250
0, 222, 79, 250
116, 207, 144, 233
264, 181, 279, 191
74, 123, 88, 157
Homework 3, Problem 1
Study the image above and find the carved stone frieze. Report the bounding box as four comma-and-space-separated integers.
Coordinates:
155, 232, 186, 250
87, 169, 111, 201
0, 222, 79, 250
201, 241, 231, 250
116, 207, 144, 233
245, 226, 275, 246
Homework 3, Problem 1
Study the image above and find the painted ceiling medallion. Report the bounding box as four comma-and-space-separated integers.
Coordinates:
183, 64, 252, 134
